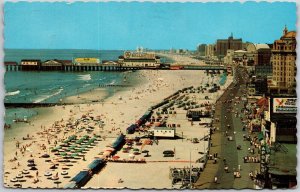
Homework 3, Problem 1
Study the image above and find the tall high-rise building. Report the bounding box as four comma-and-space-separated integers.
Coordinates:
197, 44, 206, 56
269, 26, 296, 94
205, 44, 215, 58
215, 34, 243, 58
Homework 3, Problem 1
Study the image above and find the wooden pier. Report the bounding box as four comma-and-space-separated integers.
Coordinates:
4, 64, 142, 72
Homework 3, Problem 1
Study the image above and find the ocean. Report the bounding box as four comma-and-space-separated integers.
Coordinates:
4, 49, 140, 125
4, 49, 123, 63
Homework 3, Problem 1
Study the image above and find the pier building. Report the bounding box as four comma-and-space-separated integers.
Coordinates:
41, 59, 63, 70
20, 59, 41, 70
74, 58, 101, 65
118, 51, 161, 68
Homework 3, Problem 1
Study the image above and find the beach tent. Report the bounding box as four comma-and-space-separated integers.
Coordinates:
87, 158, 106, 174
70, 171, 91, 188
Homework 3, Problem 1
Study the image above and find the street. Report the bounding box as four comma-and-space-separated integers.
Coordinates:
196, 67, 260, 189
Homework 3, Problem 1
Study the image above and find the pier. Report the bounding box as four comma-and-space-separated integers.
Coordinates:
5, 63, 227, 72
4, 63, 142, 72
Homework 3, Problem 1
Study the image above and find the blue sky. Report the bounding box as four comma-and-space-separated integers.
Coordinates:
4, 2, 297, 50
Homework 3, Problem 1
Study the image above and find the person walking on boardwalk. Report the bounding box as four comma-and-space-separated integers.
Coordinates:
214, 176, 218, 183
223, 158, 226, 164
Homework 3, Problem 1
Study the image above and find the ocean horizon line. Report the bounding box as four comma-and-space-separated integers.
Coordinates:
4, 48, 196, 51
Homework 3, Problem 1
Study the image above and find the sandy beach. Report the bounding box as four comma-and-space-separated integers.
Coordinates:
158, 53, 206, 66
3, 69, 232, 189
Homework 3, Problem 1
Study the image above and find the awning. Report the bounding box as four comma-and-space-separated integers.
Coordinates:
258, 132, 264, 141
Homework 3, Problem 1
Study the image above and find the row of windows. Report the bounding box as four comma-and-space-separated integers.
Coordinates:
274, 43, 296, 51
273, 66, 295, 70
272, 58, 295, 62
155, 130, 173, 133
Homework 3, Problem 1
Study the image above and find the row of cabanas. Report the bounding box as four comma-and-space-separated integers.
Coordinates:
64, 158, 106, 189
158, 86, 194, 108
126, 110, 153, 134
111, 134, 126, 150
64, 134, 126, 188
150, 100, 169, 111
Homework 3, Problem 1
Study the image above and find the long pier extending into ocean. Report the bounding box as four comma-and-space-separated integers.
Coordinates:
5, 63, 227, 72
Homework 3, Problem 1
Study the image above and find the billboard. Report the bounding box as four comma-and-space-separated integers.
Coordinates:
74, 58, 100, 64
272, 98, 297, 114
124, 51, 155, 59
21, 61, 39, 65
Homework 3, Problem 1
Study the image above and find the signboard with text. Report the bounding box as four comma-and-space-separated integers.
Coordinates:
124, 51, 156, 59
272, 98, 297, 114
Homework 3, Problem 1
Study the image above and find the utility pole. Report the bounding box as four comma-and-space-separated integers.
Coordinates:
189, 149, 192, 188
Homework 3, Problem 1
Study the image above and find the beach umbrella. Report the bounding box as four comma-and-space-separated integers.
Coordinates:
10, 178, 18, 182
44, 171, 52, 176
133, 148, 139, 152
41, 154, 50, 158
54, 181, 61, 188
112, 156, 120, 160
68, 146, 76, 150
60, 152, 67, 156
61, 170, 68, 175
29, 166, 38, 170
71, 153, 78, 157
142, 150, 149, 153
68, 135, 76, 140
16, 174, 23, 179
27, 163, 36, 167
50, 165, 57, 169
22, 170, 29, 174
27, 159, 34, 163
75, 148, 84, 153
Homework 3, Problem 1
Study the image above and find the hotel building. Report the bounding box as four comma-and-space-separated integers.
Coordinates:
269, 26, 296, 94
215, 34, 243, 58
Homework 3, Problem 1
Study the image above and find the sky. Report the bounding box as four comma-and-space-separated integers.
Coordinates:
4, 1, 297, 50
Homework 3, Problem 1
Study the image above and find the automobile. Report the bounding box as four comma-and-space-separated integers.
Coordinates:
163, 150, 174, 155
